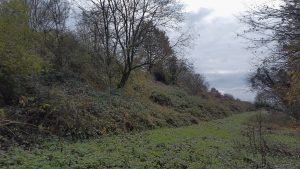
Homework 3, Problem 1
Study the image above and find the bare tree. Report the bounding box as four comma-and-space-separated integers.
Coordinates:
80, 0, 183, 88
241, 0, 300, 119
78, 0, 119, 106
113, 0, 183, 88
45, 0, 70, 67
26, 0, 70, 68
25, 0, 41, 30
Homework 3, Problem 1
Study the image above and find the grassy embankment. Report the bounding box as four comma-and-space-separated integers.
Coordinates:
1, 72, 253, 147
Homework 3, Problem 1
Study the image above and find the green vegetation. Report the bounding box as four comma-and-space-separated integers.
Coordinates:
0, 0, 43, 105
0, 72, 253, 147
0, 0, 42, 76
0, 0, 254, 148
0, 1, 253, 148
1, 112, 299, 169
1, 0, 299, 168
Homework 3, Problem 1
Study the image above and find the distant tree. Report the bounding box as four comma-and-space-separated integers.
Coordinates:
141, 25, 173, 73
210, 88, 222, 98
248, 67, 290, 109
224, 94, 235, 100
254, 91, 280, 109
165, 56, 191, 85
177, 70, 209, 95
25, 0, 70, 68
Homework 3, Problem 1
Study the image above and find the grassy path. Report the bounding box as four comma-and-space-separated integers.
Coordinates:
1, 112, 299, 169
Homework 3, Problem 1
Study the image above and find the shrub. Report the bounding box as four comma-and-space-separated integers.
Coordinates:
150, 91, 172, 106
0, 0, 43, 104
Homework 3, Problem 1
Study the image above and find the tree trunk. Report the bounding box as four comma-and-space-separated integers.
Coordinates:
0, 92, 5, 107
117, 71, 131, 88
148, 63, 153, 73
0, 77, 14, 105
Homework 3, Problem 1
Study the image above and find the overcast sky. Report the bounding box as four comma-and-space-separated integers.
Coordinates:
179, 0, 274, 102
72, 0, 273, 102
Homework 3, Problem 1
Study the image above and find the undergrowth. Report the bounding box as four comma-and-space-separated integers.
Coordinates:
0, 72, 254, 148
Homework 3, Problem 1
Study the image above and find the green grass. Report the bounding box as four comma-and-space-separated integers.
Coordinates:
1, 112, 299, 169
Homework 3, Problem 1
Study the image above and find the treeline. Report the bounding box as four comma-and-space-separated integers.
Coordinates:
242, 0, 300, 120
0, 0, 211, 105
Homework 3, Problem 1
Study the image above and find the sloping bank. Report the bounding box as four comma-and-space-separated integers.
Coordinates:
1, 74, 253, 148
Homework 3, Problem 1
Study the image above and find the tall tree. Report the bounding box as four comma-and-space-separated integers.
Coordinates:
241, 0, 300, 119
79, 0, 119, 105
80, 0, 183, 88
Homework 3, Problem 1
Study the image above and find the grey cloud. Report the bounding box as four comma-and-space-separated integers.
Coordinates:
206, 72, 255, 101
206, 72, 248, 88
185, 8, 214, 24
183, 9, 256, 101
